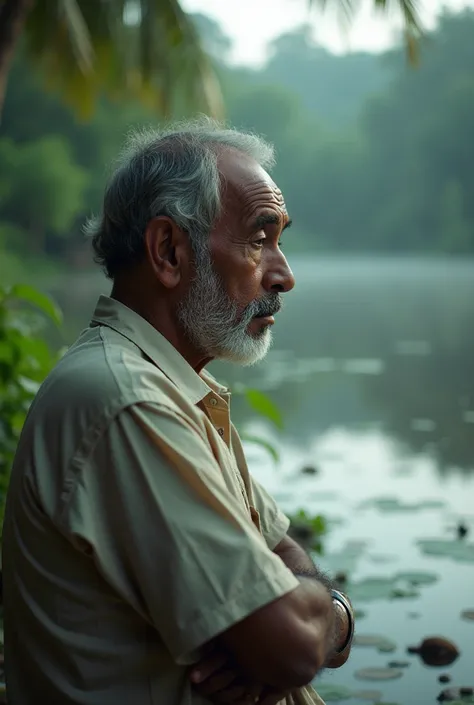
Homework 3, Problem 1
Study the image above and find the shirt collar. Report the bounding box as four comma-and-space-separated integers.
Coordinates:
90, 295, 227, 405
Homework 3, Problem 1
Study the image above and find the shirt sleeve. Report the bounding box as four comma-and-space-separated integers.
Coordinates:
249, 475, 291, 550
60, 402, 299, 665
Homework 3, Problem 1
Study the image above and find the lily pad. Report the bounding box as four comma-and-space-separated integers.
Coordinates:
355, 667, 404, 681
353, 691, 383, 701
353, 634, 397, 653
417, 539, 474, 563
315, 683, 353, 701
461, 610, 474, 621
395, 571, 438, 586
348, 576, 420, 602
360, 497, 445, 513
348, 577, 397, 602
369, 554, 397, 564
319, 541, 368, 574
390, 586, 420, 599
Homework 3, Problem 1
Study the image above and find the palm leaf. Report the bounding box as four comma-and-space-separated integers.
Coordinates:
309, 0, 423, 64
60, 0, 94, 73
23, 0, 223, 119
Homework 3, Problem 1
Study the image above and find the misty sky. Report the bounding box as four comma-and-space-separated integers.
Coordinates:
181, 0, 474, 65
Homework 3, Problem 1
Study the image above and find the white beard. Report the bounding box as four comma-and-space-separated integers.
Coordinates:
177, 246, 279, 366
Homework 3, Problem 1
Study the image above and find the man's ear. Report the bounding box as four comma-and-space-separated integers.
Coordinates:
144, 216, 189, 288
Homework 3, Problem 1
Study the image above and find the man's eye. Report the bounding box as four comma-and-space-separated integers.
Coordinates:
252, 239, 265, 249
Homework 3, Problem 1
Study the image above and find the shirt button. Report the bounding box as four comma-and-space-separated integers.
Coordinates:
217, 428, 224, 437
209, 397, 218, 406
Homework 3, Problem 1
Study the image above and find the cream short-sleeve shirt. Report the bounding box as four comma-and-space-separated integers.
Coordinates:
2, 295, 307, 705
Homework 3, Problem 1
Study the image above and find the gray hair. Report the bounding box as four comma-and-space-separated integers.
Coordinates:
85, 116, 275, 279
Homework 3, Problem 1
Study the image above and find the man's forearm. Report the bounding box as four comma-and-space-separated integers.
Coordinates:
273, 535, 353, 667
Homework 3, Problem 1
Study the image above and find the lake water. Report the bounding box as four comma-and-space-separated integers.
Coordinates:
54, 256, 474, 705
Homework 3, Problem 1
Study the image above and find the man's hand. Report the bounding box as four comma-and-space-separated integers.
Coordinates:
189, 646, 264, 704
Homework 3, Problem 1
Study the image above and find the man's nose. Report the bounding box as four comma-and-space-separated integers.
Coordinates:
263, 252, 296, 294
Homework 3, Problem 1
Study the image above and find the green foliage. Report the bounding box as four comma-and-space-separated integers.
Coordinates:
3, 9, 474, 265
0, 284, 61, 525
288, 509, 328, 554
242, 388, 284, 431
0, 136, 87, 253
21, 0, 223, 119
238, 433, 280, 464
230, 384, 283, 463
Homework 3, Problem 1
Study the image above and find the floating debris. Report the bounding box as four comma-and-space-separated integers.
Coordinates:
300, 465, 319, 476
354, 609, 367, 620
355, 667, 404, 681
334, 572, 348, 589
387, 661, 410, 669
408, 637, 459, 666
439, 675, 452, 684
457, 522, 469, 539
461, 610, 474, 621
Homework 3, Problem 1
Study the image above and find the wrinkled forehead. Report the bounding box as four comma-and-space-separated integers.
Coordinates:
217, 149, 288, 223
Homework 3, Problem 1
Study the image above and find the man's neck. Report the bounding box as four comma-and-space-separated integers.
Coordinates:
110, 278, 212, 373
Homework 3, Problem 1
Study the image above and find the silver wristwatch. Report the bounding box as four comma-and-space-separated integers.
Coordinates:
330, 589, 355, 653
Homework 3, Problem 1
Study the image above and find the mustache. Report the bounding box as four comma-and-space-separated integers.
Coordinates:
246, 293, 282, 319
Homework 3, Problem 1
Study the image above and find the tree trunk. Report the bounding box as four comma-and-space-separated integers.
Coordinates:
0, 0, 35, 121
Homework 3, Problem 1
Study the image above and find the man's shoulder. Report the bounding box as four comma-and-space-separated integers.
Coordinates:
32, 324, 189, 424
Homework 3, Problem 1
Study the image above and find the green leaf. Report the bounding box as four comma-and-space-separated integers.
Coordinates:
9, 285, 63, 326
18, 376, 41, 395
310, 514, 327, 535
243, 388, 283, 430
240, 433, 280, 464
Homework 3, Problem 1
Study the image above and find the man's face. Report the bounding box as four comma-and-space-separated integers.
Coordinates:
177, 150, 295, 366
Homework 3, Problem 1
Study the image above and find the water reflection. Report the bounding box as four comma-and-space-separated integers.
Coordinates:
211, 256, 474, 474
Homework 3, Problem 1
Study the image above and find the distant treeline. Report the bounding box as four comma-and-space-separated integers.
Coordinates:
1, 8, 474, 280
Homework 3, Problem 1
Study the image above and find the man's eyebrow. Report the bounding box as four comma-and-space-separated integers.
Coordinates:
251, 214, 293, 230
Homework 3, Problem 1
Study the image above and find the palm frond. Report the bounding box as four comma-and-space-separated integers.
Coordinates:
23, 0, 223, 119
60, 0, 94, 73
310, 0, 423, 64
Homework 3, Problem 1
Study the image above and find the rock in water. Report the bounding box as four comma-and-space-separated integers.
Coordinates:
408, 637, 459, 666
437, 686, 474, 702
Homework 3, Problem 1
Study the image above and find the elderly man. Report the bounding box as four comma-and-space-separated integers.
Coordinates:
2, 118, 354, 705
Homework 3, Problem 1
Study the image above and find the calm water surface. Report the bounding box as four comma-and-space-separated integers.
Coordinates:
56, 256, 474, 705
